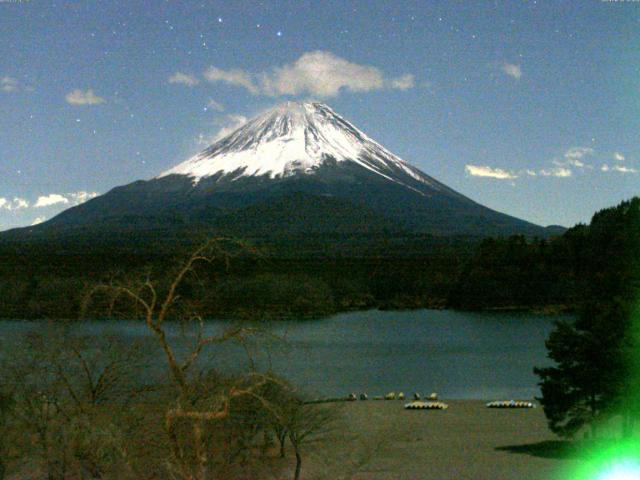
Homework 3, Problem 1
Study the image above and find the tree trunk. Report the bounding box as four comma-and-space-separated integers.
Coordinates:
278, 431, 287, 458
590, 393, 597, 439
294, 450, 302, 480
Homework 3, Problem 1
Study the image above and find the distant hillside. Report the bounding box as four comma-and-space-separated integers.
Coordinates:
2, 197, 637, 321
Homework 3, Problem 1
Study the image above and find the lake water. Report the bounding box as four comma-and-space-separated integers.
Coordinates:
0, 309, 563, 400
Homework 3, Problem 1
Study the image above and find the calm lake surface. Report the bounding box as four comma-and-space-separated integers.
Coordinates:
0, 310, 563, 400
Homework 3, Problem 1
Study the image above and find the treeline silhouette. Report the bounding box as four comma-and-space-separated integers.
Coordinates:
0, 197, 636, 320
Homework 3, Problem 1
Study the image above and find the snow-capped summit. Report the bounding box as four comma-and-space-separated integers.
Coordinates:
159, 101, 438, 193
5, 101, 553, 241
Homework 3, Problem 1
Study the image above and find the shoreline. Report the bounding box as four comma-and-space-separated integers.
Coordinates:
0, 303, 574, 322
307, 399, 577, 480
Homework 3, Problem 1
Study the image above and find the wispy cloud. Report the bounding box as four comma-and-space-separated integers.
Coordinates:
196, 114, 248, 146
0, 192, 98, 231
555, 157, 585, 168
65, 89, 106, 105
13, 198, 29, 209
613, 165, 636, 174
68, 191, 99, 204
168, 72, 199, 87
203, 51, 415, 98
204, 66, 259, 94
389, 74, 415, 90
205, 99, 225, 112
602, 164, 637, 174
0, 197, 29, 211
564, 147, 593, 160
1, 76, 19, 93
551, 147, 594, 169
539, 167, 572, 177
465, 165, 518, 180
501, 63, 522, 80
33, 191, 98, 208
465, 146, 634, 183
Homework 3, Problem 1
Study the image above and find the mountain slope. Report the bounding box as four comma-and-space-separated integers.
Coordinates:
1, 101, 556, 244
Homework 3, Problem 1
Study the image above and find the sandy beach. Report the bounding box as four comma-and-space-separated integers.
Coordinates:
304, 400, 580, 480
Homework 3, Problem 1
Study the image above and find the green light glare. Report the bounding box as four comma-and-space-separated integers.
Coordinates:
595, 460, 640, 480
563, 439, 640, 480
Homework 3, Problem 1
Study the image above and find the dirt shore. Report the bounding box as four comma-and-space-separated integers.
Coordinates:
305, 400, 580, 480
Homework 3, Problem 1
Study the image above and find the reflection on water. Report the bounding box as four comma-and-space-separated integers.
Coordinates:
0, 309, 563, 400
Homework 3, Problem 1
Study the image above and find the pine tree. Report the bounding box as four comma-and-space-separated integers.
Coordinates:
535, 198, 640, 438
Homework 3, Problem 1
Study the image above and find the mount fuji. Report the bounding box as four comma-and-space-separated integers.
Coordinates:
3, 102, 557, 244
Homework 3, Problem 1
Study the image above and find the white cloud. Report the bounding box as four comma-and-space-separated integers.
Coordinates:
33, 191, 98, 208
204, 51, 415, 98
34, 194, 69, 208
501, 63, 522, 80
568, 159, 585, 168
465, 147, 632, 182
212, 114, 248, 142
551, 147, 594, 169
1, 76, 19, 93
197, 114, 248, 146
611, 165, 637, 174
0, 197, 29, 211
601, 164, 637, 174
389, 74, 415, 90
68, 191, 99, 205
1, 191, 98, 213
539, 167, 572, 177
260, 51, 385, 97
31, 216, 45, 226
564, 147, 593, 160
206, 99, 225, 112
465, 164, 518, 180
556, 157, 585, 168
13, 197, 29, 209
168, 72, 199, 87
65, 89, 106, 105
204, 66, 259, 94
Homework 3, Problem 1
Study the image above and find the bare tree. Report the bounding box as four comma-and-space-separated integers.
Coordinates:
2, 239, 346, 480
1, 326, 149, 479
81, 238, 285, 480
266, 396, 339, 480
